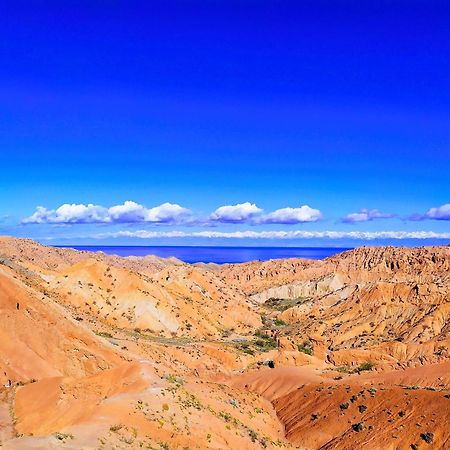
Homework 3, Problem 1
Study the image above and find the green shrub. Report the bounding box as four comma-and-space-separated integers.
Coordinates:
273, 319, 287, 327
264, 297, 309, 311
336, 362, 375, 374
95, 331, 113, 339
54, 432, 73, 441
355, 362, 375, 373
298, 340, 313, 355
253, 332, 277, 351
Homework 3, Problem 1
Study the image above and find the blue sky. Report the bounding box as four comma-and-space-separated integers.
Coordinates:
1, 0, 449, 246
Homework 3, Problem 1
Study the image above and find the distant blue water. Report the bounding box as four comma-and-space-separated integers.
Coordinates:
56, 246, 351, 264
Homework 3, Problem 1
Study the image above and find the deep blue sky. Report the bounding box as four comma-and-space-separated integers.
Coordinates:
1, 0, 449, 246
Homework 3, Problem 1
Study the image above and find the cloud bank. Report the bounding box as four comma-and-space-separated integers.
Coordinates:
22, 201, 450, 226
93, 230, 450, 240
342, 209, 396, 223
22, 201, 191, 225
23, 201, 324, 226
209, 202, 322, 224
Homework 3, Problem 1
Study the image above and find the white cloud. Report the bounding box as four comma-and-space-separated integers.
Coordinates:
209, 202, 263, 223
22, 201, 191, 225
55, 203, 108, 223
108, 201, 147, 222
425, 203, 450, 220
94, 229, 450, 240
144, 202, 191, 223
260, 205, 322, 224
343, 209, 395, 223
22, 204, 108, 224
209, 203, 322, 225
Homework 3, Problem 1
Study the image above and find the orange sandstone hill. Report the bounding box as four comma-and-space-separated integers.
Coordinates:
0, 236, 449, 449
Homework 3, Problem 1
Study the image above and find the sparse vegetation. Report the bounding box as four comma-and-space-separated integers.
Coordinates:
164, 374, 185, 385
356, 362, 375, 372
235, 331, 278, 354
237, 341, 255, 355
273, 318, 286, 326
297, 340, 313, 355
264, 297, 310, 311
335, 366, 352, 373
95, 331, 113, 339
219, 411, 233, 422
253, 331, 277, 352
336, 362, 375, 374
54, 432, 74, 441
249, 429, 258, 442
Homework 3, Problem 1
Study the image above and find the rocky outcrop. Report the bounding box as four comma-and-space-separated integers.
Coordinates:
251, 273, 346, 303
